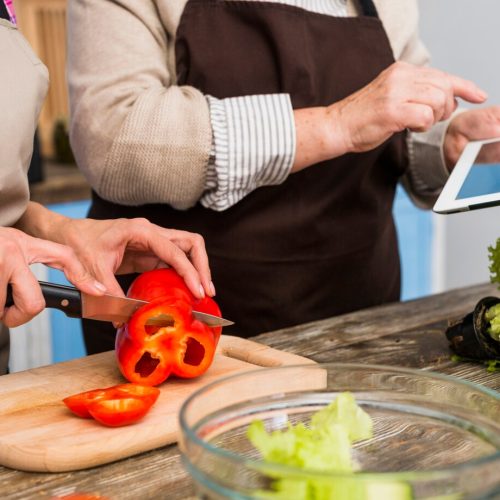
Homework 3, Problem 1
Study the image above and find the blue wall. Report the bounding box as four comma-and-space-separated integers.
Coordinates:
46, 200, 91, 362
48, 188, 432, 362
393, 185, 433, 301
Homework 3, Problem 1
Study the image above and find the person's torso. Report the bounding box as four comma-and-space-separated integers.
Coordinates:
0, 18, 48, 227
156, 0, 421, 80
88, 0, 408, 337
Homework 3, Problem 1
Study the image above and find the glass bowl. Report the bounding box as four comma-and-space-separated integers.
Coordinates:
179, 363, 500, 499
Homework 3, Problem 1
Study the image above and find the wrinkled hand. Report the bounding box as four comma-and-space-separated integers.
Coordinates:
0, 227, 105, 327
443, 106, 500, 169
329, 61, 487, 155
58, 217, 213, 299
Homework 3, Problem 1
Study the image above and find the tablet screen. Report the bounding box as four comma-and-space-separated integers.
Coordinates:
456, 162, 500, 199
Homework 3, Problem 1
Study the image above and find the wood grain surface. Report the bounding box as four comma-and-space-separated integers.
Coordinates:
0, 335, 315, 473
2, 283, 500, 499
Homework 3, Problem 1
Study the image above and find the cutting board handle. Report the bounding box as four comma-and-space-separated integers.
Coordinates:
217, 335, 315, 368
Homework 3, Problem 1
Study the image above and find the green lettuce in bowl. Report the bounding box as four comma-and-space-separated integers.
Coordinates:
247, 393, 413, 500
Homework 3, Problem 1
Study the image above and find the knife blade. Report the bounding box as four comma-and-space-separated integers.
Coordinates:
145, 311, 234, 328
5, 281, 234, 327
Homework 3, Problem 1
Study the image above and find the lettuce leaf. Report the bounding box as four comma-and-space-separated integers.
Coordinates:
247, 392, 412, 500
488, 237, 500, 289
310, 392, 373, 442
485, 303, 500, 341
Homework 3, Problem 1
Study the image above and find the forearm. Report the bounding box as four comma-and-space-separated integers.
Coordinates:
292, 106, 349, 173
14, 202, 70, 242
67, 0, 210, 210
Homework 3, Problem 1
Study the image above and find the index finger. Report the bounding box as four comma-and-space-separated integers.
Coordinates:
1, 267, 45, 328
159, 228, 213, 296
448, 73, 487, 104
28, 238, 106, 296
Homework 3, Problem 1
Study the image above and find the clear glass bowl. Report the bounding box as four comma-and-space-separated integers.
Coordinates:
179, 363, 500, 499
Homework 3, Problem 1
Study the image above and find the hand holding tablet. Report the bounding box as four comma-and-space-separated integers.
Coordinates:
434, 137, 500, 214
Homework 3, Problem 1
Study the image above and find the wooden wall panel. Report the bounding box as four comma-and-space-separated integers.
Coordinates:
13, 0, 68, 158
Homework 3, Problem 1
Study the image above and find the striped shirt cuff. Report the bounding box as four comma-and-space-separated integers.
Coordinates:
403, 115, 457, 208
201, 94, 295, 211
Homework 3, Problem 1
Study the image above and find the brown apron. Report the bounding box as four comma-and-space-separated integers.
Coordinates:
83, 0, 407, 353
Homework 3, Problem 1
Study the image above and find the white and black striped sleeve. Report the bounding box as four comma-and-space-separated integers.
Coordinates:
201, 94, 296, 211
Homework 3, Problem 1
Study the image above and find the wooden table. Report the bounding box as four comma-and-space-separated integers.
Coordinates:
2, 283, 500, 499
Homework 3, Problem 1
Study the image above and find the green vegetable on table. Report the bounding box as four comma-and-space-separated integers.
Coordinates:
247, 392, 412, 500
485, 304, 500, 341
487, 238, 500, 340
451, 354, 500, 372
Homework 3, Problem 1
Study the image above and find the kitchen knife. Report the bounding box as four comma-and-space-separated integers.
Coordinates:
5, 281, 234, 327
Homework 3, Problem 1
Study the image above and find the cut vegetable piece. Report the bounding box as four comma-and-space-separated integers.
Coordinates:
62, 383, 160, 425
247, 392, 412, 500
113, 384, 160, 406
88, 397, 153, 427
115, 269, 222, 386
63, 389, 109, 418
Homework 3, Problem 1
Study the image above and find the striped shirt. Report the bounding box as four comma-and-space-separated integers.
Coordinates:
201, 0, 350, 210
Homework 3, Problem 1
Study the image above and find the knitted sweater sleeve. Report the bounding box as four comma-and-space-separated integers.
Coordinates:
0, 21, 48, 226
67, 0, 211, 210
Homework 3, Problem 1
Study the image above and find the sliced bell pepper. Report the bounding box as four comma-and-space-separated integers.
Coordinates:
88, 397, 153, 427
63, 388, 110, 419
63, 383, 160, 424
115, 269, 222, 386
127, 268, 223, 343
111, 383, 161, 406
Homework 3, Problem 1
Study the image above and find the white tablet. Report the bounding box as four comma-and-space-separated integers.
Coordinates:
433, 137, 500, 214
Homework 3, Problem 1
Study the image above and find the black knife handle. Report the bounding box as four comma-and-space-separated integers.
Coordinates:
6, 281, 82, 318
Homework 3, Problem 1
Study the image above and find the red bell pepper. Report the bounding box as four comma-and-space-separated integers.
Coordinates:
63, 384, 160, 425
111, 383, 161, 406
115, 269, 222, 386
88, 397, 153, 427
63, 388, 110, 419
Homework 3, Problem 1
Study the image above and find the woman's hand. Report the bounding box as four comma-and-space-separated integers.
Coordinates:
292, 61, 487, 172
16, 203, 213, 301
443, 106, 500, 169
55, 217, 213, 300
0, 227, 105, 327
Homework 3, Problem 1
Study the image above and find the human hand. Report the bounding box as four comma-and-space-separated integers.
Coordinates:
327, 61, 487, 156
443, 106, 500, 169
292, 62, 487, 172
57, 217, 213, 300
0, 227, 105, 327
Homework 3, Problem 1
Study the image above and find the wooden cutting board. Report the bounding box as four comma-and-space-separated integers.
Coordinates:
0, 335, 322, 472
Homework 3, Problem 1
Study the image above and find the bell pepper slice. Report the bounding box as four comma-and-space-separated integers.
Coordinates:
88, 397, 154, 427
115, 269, 222, 386
63, 388, 110, 419
63, 384, 160, 422
112, 383, 160, 406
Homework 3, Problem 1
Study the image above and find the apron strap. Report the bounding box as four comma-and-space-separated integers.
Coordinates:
357, 0, 379, 18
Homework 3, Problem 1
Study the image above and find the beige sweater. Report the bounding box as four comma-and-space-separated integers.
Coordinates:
67, 0, 443, 210
0, 19, 48, 227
